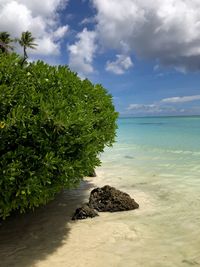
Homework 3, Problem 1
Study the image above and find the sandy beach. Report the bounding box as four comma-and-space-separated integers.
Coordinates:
0, 169, 153, 267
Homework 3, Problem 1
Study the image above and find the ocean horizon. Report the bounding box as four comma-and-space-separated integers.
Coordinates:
119, 115, 200, 118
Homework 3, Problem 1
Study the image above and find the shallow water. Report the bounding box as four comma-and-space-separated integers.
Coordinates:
1, 116, 200, 267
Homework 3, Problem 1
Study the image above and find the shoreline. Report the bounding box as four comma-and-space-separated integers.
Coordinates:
0, 167, 152, 267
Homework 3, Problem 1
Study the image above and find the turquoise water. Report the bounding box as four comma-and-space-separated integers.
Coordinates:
96, 116, 200, 266
118, 116, 200, 151
123, 116, 199, 173
102, 116, 200, 175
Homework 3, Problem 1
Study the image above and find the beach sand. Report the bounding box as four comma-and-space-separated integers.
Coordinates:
0, 169, 154, 267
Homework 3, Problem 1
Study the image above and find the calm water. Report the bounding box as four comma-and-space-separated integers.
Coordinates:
97, 116, 200, 266
103, 116, 200, 174
1, 116, 200, 267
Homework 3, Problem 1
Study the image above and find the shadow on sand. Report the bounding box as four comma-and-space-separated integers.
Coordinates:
0, 180, 94, 267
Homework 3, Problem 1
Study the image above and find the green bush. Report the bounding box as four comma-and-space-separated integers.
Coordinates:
0, 53, 118, 218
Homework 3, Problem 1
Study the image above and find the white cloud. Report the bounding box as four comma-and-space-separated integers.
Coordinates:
127, 94, 200, 114
68, 28, 97, 76
161, 95, 200, 103
127, 103, 168, 114
80, 17, 96, 25
127, 103, 177, 114
17, 0, 66, 17
0, 0, 69, 57
53, 25, 69, 40
106, 54, 133, 74
127, 104, 156, 111
33, 37, 60, 56
92, 0, 200, 71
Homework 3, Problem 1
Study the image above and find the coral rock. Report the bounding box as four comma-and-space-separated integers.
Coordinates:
89, 185, 139, 212
72, 204, 98, 220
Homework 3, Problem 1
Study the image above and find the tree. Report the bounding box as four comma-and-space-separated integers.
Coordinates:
0, 32, 13, 54
17, 31, 37, 65
0, 53, 118, 218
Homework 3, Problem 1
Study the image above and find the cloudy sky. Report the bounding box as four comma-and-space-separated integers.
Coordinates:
1, 0, 200, 116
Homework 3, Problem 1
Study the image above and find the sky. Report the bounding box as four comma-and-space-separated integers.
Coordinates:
1, 0, 200, 116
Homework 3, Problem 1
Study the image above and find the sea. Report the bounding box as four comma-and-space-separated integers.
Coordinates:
1, 116, 200, 267
96, 116, 200, 267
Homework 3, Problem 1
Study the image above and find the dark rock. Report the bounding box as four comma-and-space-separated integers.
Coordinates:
88, 170, 97, 177
72, 203, 98, 220
89, 185, 139, 212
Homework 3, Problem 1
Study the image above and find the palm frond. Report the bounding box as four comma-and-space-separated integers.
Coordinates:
0, 31, 14, 53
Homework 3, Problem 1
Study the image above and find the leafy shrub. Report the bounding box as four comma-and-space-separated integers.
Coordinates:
0, 53, 118, 218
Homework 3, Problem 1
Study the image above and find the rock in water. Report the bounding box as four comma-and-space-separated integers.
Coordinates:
88, 170, 97, 177
72, 185, 139, 220
89, 185, 139, 212
72, 204, 99, 220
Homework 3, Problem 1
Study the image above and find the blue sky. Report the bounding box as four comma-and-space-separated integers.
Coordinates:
1, 0, 200, 116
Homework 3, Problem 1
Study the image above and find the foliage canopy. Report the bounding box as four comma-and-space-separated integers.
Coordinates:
0, 32, 13, 54
0, 53, 118, 218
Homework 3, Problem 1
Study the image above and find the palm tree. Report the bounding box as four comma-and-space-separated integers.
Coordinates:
18, 31, 37, 65
0, 32, 13, 54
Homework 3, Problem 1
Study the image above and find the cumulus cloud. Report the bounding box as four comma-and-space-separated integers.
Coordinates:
68, 28, 97, 76
92, 0, 200, 72
0, 0, 69, 56
32, 37, 60, 56
17, 0, 66, 17
127, 103, 176, 114
127, 104, 156, 111
161, 95, 200, 103
127, 94, 200, 114
106, 54, 133, 74
127, 103, 173, 114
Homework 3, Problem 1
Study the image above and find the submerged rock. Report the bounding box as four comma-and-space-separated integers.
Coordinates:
72, 204, 98, 220
89, 185, 139, 212
124, 155, 134, 159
